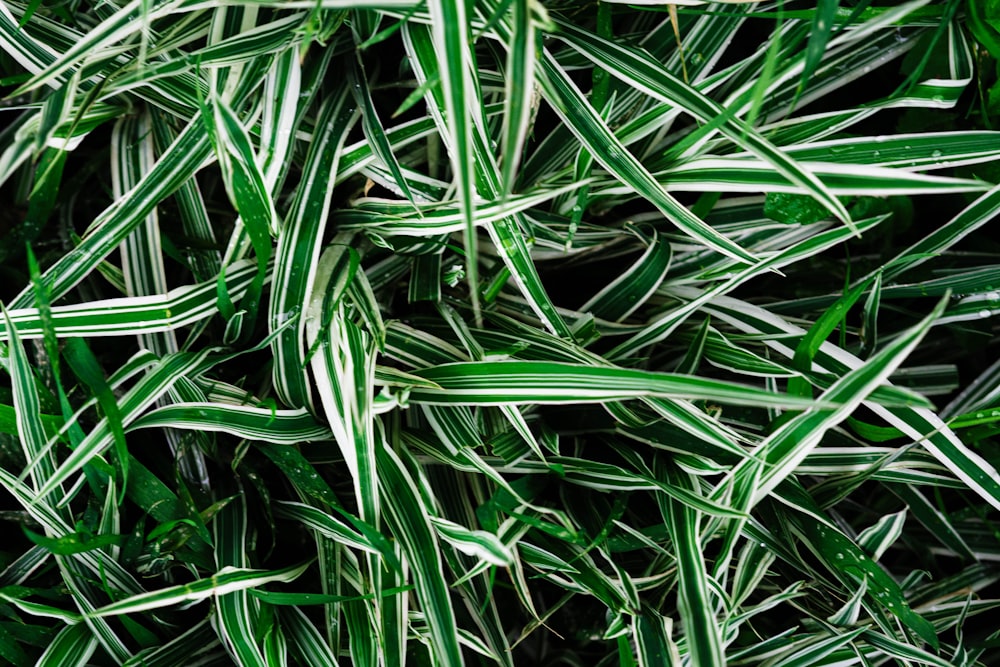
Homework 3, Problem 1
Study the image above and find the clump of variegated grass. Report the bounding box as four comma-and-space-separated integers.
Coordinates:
1, 0, 1000, 665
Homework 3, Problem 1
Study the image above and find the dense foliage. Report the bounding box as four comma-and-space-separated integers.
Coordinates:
1, 0, 1000, 664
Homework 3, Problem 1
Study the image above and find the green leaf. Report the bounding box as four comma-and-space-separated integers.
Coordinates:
799, 1, 841, 98
87, 562, 312, 618
411, 360, 831, 409
580, 229, 672, 322
377, 445, 464, 666
427, 0, 483, 325
23, 526, 124, 555
659, 463, 724, 666
63, 338, 129, 493
201, 93, 275, 334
